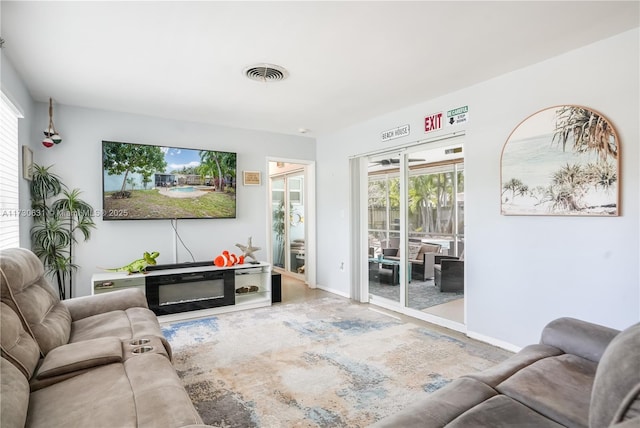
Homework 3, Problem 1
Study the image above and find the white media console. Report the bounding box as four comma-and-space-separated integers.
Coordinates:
91, 261, 272, 322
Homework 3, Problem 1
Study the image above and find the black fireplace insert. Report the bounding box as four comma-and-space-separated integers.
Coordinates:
145, 269, 235, 316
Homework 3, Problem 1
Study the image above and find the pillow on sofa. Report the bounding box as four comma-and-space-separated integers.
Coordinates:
0, 248, 72, 354
418, 244, 441, 258
0, 302, 40, 379
589, 322, 640, 428
408, 244, 422, 260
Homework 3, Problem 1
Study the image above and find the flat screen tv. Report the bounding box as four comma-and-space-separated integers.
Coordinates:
102, 140, 236, 220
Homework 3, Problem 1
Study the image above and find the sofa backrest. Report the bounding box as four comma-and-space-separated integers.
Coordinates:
0, 301, 41, 379
0, 248, 71, 354
589, 322, 640, 428
417, 244, 441, 259
392, 244, 441, 261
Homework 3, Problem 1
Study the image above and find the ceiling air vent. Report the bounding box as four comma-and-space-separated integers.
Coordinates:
244, 64, 289, 82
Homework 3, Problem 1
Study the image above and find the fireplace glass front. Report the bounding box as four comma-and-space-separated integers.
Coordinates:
146, 269, 235, 315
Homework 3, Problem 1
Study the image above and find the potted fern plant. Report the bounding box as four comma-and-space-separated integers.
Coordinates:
30, 164, 96, 299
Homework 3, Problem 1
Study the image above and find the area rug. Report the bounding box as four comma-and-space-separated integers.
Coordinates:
368, 278, 463, 310
162, 296, 511, 428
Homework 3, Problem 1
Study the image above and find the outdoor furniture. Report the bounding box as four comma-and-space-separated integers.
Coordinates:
424, 253, 459, 281
383, 244, 441, 281
434, 253, 464, 292
369, 257, 400, 285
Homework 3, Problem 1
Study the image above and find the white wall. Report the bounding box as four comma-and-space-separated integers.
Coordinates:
316, 29, 640, 347
26, 104, 315, 297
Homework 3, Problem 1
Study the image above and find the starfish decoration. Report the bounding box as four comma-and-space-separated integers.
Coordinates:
235, 237, 261, 261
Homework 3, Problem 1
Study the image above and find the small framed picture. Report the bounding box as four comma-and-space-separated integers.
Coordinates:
22, 146, 33, 181
243, 171, 261, 186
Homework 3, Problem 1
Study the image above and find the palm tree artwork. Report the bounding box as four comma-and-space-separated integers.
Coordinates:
501, 105, 619, 216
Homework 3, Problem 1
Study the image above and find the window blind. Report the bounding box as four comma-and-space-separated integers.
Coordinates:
0, 93, 22, 250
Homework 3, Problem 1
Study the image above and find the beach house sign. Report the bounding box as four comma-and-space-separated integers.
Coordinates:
381, 124, 410, 142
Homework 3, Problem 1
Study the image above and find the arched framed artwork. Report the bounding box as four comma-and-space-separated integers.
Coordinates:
500, 105, 620, 216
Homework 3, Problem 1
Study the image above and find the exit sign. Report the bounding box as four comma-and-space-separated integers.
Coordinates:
424, 112, 443, 133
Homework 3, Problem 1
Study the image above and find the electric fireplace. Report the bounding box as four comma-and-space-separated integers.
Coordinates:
145, 269, 235, 316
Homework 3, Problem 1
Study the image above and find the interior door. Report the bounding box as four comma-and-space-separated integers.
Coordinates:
270, 168, 306, 279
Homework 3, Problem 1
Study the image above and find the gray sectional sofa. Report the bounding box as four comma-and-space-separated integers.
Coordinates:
370, 317, 640, 428
0, 247, 210, 428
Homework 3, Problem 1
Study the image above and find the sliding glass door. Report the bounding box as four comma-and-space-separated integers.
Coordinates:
364, 141, 465, 319
406, 159, 464, 311
367, 153, 403, 303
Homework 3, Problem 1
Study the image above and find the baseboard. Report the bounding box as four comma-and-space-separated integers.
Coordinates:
466, 330, 522, 353
367, 297, 521, 352
410, 311, 466, 333
369, 297, 466, 334
315, 284, 350, 298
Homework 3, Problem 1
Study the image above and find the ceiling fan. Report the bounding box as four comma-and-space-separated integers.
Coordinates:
369, 157, 425, 167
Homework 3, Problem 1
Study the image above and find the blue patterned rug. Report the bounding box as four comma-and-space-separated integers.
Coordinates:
162, 296, 511, 427
368, 278, 463, 309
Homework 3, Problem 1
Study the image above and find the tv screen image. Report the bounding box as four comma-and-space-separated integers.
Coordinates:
102, 141, 237, 220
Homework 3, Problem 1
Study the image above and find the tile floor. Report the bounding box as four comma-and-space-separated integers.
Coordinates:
278, 272, 464, 324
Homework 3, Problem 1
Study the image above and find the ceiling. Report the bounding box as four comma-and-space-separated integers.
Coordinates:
2, 1, 638, 138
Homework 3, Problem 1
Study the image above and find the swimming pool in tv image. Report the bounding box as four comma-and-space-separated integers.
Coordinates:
102, 141, 237, 220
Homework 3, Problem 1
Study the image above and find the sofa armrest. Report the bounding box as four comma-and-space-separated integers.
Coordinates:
62, 288, 149, 321
35, 336, 122, 380
440, 258, 463, 267
437, 255, 459, 262
540, 317, 620, 363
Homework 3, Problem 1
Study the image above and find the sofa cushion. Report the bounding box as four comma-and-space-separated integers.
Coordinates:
62, 288, 150, 320
69, 307, 173, 359
0, 248, 71, 354
589, 322, 640, 428
1, 357, 30, 428
0, 302, 40, 379
369, 377, 498, 427
497, 354, 597, 428
124, 354, 205, 426
447, 395, 565, 428
27, 354, 203, 427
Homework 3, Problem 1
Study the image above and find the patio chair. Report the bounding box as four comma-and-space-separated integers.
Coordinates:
434, 252, 464, 292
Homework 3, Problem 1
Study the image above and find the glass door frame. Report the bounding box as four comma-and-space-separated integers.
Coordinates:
267, 158, 317, 288
355, 133, 466, 332
366, 151, 410, 308
270, 169, 305, 279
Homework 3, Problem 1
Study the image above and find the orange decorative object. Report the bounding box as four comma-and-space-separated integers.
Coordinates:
214, 251, 245, 267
